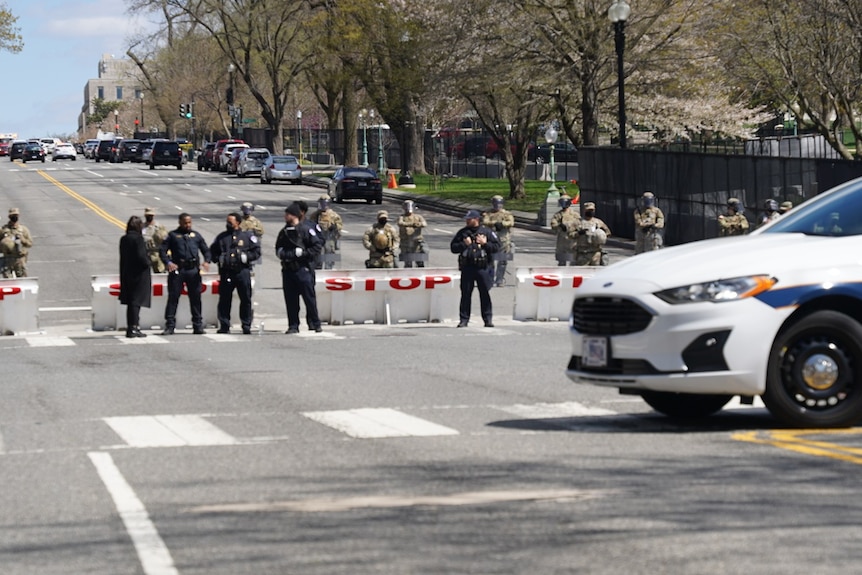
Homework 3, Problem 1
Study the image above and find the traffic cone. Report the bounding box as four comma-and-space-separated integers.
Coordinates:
388, 172, 398, 189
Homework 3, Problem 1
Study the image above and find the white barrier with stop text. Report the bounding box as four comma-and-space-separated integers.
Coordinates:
0, 277, 39, 334
91, 273, 224, 331
314, 268, 462, 325
512, 267, 597, 321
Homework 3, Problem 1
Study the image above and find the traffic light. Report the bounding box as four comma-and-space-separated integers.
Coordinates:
179, 103, 186, 118
185, 102, 193, 119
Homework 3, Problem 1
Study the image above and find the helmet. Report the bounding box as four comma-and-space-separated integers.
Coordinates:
491, 195, 504, 209
765, 199, 778, 211
779, 201, 793, 212
373, 229, 391, 250
727, 198, 741, 212
403, 200, 414, 214
241, 201, 254, 216
642, 191, 655, 199
558, 194, 571, 209
583, 201, 596, 211
318, 195, 329, 209
642, 191, 655, 208
0, 233, 17, 256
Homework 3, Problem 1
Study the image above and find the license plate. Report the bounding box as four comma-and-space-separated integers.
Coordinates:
358, 181, 367, 187
582, 336, 608, 367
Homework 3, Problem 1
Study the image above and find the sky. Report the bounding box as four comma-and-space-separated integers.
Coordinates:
0, 1, 155, 139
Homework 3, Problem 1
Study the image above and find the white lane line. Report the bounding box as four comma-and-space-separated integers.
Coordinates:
24, 336, 76, 347
0, 429, 5, 455
88, 452, 179, 575
189, 488, 604, 514
497, 401, 616, 418
104, 415, 239, 447
433, 228, 453, 234
303, 407, 459, 438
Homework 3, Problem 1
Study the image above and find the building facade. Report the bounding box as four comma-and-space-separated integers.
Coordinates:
78, 54, 143, 140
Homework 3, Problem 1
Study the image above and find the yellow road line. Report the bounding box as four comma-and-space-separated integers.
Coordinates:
37, 170, 125, 230
732, 429, 862, 465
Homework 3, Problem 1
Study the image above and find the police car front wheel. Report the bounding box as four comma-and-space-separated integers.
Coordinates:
764, 310, 862, 428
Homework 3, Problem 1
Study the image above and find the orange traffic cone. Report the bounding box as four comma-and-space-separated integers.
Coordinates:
388, 172, 398, 189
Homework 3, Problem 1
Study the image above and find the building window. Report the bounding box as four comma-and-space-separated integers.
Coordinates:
97, 86, 104, 99
116, 86, 123, 100
134, 89, 143, 100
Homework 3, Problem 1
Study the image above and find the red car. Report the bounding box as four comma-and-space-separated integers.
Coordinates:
0, 139, 11, 156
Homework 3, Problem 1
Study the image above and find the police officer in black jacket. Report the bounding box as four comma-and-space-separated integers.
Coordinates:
210, 212, 261, 334
159, 212, 211, 334
450, 209, 501, 328
275, 203, 324, 334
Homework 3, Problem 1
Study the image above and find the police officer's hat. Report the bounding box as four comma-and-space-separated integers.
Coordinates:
583, 202, 596, 211
377, 210, 389, 219
144, 207, 156, 216
8, 208, 20, 216
465, 209, 481, 220
285, 203, 302, 218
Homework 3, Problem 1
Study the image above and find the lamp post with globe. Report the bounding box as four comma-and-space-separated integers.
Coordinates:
545, 125, 559, 193
608, 0, 631, 148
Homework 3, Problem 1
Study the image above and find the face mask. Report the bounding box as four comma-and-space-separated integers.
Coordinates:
226, 224, 234, 232
9, 215, 18, 223
242, 208, 252, 216
378, 218, 387, 226
145, 215, 154, 223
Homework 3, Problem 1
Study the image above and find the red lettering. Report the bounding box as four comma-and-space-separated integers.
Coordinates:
211, 281, 219, 295
0, 286, 22, 300
325, 278, 353, 291
424, 275, 452, 289
109, 282, 121, 297
572, 276, 583, 288
390, 277, 421, 290
153, 283, 164, 297
364, 278, 376, 291
533, 274, 561, 288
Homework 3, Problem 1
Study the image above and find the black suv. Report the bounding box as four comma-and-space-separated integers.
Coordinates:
9, 141, 27, 161
114, 139, 141, 163
21, 143, 46, 163
95, 139, 118, 163
149, 141, 183, 170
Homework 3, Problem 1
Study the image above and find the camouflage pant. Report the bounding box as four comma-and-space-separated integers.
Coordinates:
366, 253, 395, 268
635, 229, 663, 254
2, 256, 26, 278
149, 251, 165, 273
575, 249, 603, 266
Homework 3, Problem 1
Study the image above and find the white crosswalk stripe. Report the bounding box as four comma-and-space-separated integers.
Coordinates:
303, 408, 460, 438
103, 415, 240, 447
24, 336, 75, 347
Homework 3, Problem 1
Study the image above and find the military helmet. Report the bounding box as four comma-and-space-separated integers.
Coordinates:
765, 199, 778, 211
377, 210, 389, 219
144, 207, 156, 216
491, 195, 504, 208
373, 229, 390, 250
779, 201, 793, 211
8, 207, 19, 216
642, 191, 655, 199
558, 194, 571, 209
403, 200, 414, 213
583, 201, 596, 211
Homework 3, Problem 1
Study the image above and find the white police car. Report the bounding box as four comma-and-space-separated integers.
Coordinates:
566, 176, 862, 427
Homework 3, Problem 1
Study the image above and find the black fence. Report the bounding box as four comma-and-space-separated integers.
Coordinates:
579, 147, 862, 244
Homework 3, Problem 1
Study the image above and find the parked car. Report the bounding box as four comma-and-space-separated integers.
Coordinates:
39, 138, 60, 154
260, 154, 302, 184
226, 146, 247, 175
149, 140, 183, 170
52, 142, 77, 161
138, 140, 162, 164
114, 139, 141, 163
236, 148, 270, 177
220, 143, 249, 172
9, 141, 27, 161
197, 143, 216, 171
327, 166, 383, 204
0, 138, 12, 156
21, 142, 46, 163
528, 142, 578, 164
565, 176, 862, 428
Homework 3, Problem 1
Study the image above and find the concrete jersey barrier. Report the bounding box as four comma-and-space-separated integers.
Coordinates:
0, 277, 39, 335
512, 267, 598, 321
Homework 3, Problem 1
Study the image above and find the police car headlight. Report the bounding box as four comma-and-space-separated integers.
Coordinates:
654, 275, 776, 304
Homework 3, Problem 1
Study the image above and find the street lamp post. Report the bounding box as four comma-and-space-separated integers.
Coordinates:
372, 110, 384, 173
139, 92, 144, 131
296, 110, 302, 163
227, 63, 236, 137
359, 109, 369, 167
609, 0, 631, 149
545, 125, 558, 193
114, 109, 119, 135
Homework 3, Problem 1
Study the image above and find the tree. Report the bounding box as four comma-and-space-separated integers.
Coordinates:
87, 98, 123, 127
0, 2, 23, 54
707, 0, 862, 159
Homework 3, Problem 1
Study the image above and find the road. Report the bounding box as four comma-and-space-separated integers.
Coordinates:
1, 158, 860, 575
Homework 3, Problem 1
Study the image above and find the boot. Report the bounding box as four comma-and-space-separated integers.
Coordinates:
132, 326, 147, 338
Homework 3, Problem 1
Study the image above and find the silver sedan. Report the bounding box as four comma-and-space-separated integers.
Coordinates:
260, 154, 302, 184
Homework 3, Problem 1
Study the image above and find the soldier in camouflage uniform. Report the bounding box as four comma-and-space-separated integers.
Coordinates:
757, 199, 781, 228
633, 191, 664, 254
778, 201, 793, 215
482, 195, 515, 286
396, 200, 428, 268
550, 194, 580, 265
569, 202, 611, 266
362, 210, 399, 268
239, 201, 265, 238
718, 198, 750, 236
0, 208, 33, 278
141, 207, 168, 273
309, 195, 342, 269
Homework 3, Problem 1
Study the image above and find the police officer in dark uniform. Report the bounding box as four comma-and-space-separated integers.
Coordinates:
159, 212, 212, 335
450, 209, 501, 328
210, 212, 261, 334
275, 203, 324, 334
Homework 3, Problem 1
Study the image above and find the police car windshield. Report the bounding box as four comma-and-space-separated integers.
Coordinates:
762, 178, 862, 237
